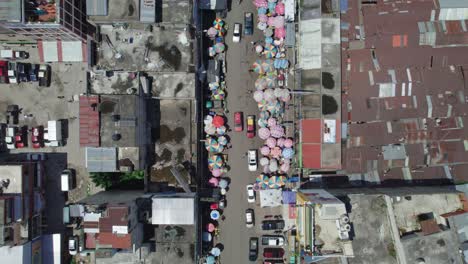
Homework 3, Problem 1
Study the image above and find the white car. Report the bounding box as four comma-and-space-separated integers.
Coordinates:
68, 236, 78, 255
233, 23, 241, 43
246, 184, 255, 203
248, 150, 257, 171
245, 208, 254, 228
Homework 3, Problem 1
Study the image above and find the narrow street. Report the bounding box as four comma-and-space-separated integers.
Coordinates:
216, 1, 265, 263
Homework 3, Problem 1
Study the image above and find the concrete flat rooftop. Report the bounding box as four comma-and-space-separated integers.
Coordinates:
88, 0, 139, 23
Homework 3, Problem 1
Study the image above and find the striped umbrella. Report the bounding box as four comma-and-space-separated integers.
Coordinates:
208, 155, 223, 170
256, 174, 269, 189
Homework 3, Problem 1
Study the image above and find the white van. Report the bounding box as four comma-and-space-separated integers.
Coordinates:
61, 169, 73, 191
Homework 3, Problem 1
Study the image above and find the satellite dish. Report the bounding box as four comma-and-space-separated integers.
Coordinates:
112, 133, 121, 141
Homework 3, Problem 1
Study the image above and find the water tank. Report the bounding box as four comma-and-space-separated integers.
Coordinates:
341, 224, 351, 232
340, 215, 350, 224
112, 133, 121, 141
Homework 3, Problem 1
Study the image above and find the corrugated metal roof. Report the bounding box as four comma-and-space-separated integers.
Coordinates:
285, 22, 295, 47
152, 197, 195, 225
80, 95, 100, 147
86, 0, 108, 16
438, 0, 468, 8
199, 0, 227, 10
0, 0, 21, 22
85, 147, 117, 172
140, 0, 155, 23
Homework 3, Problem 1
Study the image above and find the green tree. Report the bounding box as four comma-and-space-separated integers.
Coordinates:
121, 170, 145, 183
89, 172, 116, 189
90, 170, 145, 190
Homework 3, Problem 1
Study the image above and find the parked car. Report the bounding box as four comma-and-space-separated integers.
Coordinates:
244, 13, 253, 35
15, 132, 25, 148
61, 169, 74, 191
68, 236, 78, 255
233, 23, 241, 43
261, 220, 285, 230
0, 50, 29, 60
234, 111, 243, 132
264, 259, 285, 263
262, 235, 285, 246
5, 127, 17, 149
17, 62, 30, 82
8, 62, 17, 84
263, 248, 284, 258
247, 115, 255, 138
28, 64, 39, 82
6, 104, 19, 124
245, 208, 254, 228
38, 64, 51, 87
248, 149, 257, 171
249, 237, 259, 261
31, 126, 43, 148
246, 184, 255, 203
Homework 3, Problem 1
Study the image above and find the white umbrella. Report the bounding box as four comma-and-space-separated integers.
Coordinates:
269, 159, 278, 172
253, 90, 264, 102
263, 88, 275, 102
260, 157, 269, 166
255, 44, 264, 53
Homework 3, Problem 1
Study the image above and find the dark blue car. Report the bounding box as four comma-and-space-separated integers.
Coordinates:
244, 12, 253, 35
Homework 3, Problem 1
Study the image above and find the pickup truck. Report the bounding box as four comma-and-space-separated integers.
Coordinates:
261, 235, 284, 246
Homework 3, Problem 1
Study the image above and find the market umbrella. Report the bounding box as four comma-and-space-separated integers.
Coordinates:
258, 117, 268, 128
218, 135, 228, 145
254, 0, 268, 8
207, 27, 218, 38
202, 232, 212, 242
284, 138, 293, 148
282, 147, 295, 159
255, 78, 267, 90
208, 155, 223, 170
260, 157, 270, 166
217, 126, 227, 135
258, 14, 268, 23
260, 145, 271, 156
212, 89, 225, 100
268, 176, 281, 188
268, 1, 277, 12
214, 43, 225, 53
259, 110, 270, 119
209, 82, 219, 90
269, 159, 278, 172
275, 2, 285, 15
275, 27, 286, 38
219, 178, 228, 189
253, 90, 264, 102
263, 88, 275, 102
204, 115, 213, 125
272, 16, 285, 28
274, 88, 283, 98
208, 47, 216, 57
271, 146, 282, 158
252, 60, 264, 74
258, 7, 267, 14
212, 168, 222, 177
209, 177, 219, 187
266, 137, 277, 148
205, 124, 216, 135
257, 22, 267, 31
265, 36, 273, 44
213, 18, 225, 29
258, 127, 271, 139
280, 162, 290, 173
205, 256, 215, 264
263, 44, 277, 58
210, 210, 220, 220
262, 59, 275, 73
210, 247, 221, 257
267, 117, 277, 127
277, 137, 286, 147
270, 125, 285, 138
255, 44, 264, 53
263, 165, 271, 174
264, 27, 274, 37
212, 115, 225, 128
268, 0, 277, 2
207, 223, 215, 232
217, 28, 226, 37
278, 176, 287, 186
256, 174, 269, 189
205, 137, 219, 152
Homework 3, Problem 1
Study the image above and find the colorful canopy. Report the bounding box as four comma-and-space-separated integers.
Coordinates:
267, 117, 277, 127
252, 60, 264, 74
258, 127, 271, 139
211, 89, 225, 100
271, 146, 282, 158
275, 27, 286, 38
214, 42, 225, 53
205, 123, 216, 135
218, 135, 228, 145
266, 137, 277, 148
263, 43, 276, 58
258, 117, 268, 128
256, 174, 269, 189
284, 138, 293, 148
264, 27, 274, 37
219, 178, 229, 189
268, 175, 281, 188
212, 168, 222, 177
258, 7, 267, 14
212, 115, 225, 127
207, 223, 215, 232
258, 14, 268, 23
270, 125, 285, 138
210, 210, 220, 220
207, 27, 218, 37
257, 22, 267, 30
263, 88, 275, 102
216, 126, 227, 135
213, 18, 224, 29
254, 0, 268, 8
277, 137, 285, 147
255, 44, 264, 53
282, 147, 295, 159
209, 82, 219, 90
275, 2, 285, 15
260, 145, 271, 156
260, 157, 270, 166
208, 155, 223, 170
209, 177, 219, 187
253, 90, 264, 102
259, 111, 270, 119
280, 162, 290, 173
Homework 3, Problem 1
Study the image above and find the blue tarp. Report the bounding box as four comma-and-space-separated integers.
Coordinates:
340, 0, 348, 13
282, 191, 296, 204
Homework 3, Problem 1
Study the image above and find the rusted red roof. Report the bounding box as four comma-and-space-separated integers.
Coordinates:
97, 232, 132, 249
79, 95, 100, 147
420, 219, 441, 236
99, 206, 129, 233
86, 233, 97, 249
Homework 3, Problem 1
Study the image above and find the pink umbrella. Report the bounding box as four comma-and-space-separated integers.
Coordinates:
263, 165, 271, 174
258, 127, 271, 139
275, 27, 286, 38
207, 27, 218, 38
209, 177, 219, 187
275, 2, 285, 15
254, 90, 264, 102
261, 145, 271, 156
267, 117, 277, 127
207, 223, 215, 232
280, 162, 290, 173
254, 0, 268, 8
271, 147, 282, 158
273, 16, 285, 28
263, 88, 275, 102
267, 16, 275, 26
270, 125, 285, 138
266, 137, 277, 148
258, 14, 268, 23
284, 138, 293, 148
277, 137, 285, 147
212, 168, 222, 177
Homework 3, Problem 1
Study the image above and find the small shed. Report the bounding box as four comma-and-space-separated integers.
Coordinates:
85, 147, 117, 172
152, 196, 195, 225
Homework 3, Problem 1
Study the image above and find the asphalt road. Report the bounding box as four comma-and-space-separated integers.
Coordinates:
217, 1, 266, 263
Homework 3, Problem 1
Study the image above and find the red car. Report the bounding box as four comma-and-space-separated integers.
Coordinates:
31, 127, 43, 148
234, 112, 243, 132
15, 133, 25, 148
247, 115, 255, 138
263, 248, 284, 258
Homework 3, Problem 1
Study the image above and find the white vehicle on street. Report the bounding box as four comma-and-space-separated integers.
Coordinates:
246, 184, 255, 203
68, 236, 78, 255
245, 208, 254, 228
261, 235, 285, 246
233, 23, 241, 43
248, 149, 257, 171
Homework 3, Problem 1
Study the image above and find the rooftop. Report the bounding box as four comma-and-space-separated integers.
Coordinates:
341, 0, 468, 184
97, 24, 193, 72
87, 0, 139, 23
0, 165, 22, 194
0, 0, 21, 22
149, 72, 195, 98
151, 196, 195, 225
89, 71, 140, 95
